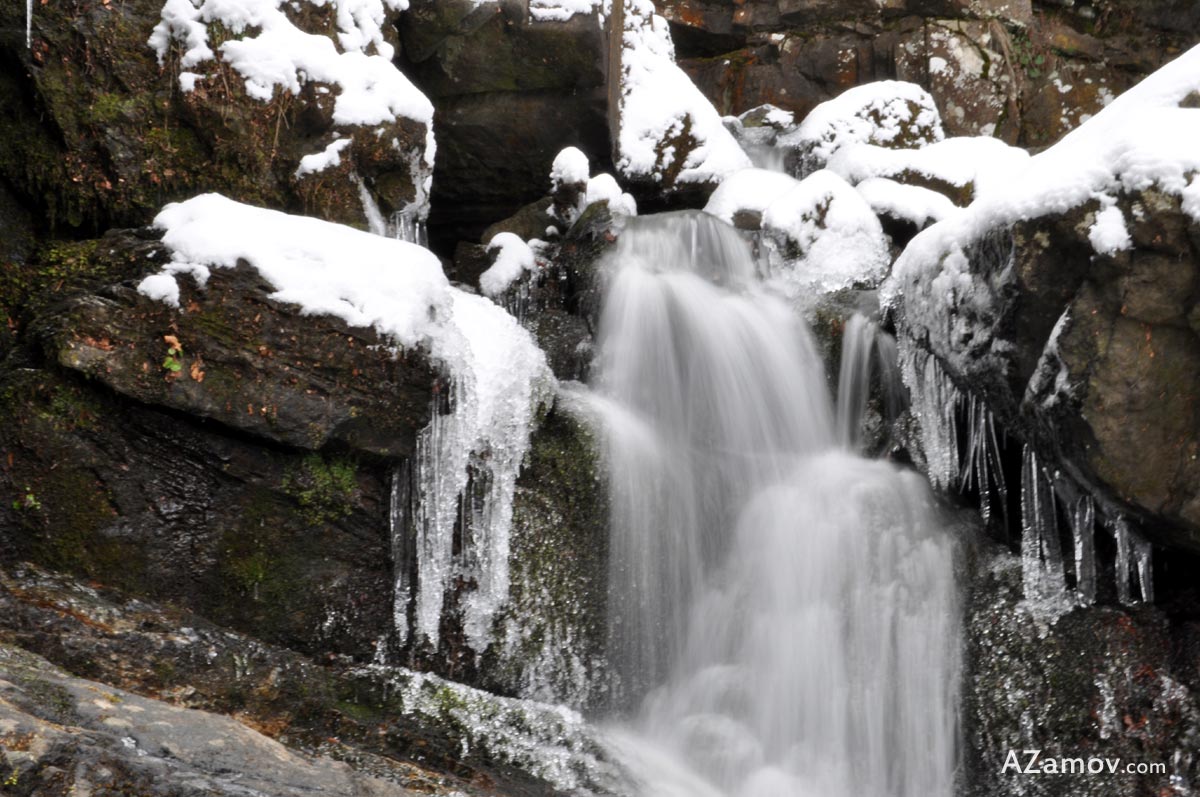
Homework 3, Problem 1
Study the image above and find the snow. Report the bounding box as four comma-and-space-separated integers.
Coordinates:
481, 233, 537, 297
886, 44, 1200, 362
1088, 204, 1132, 254
827, 136, 1030, 202
149, 0, 433, 127
703, 168, 805, 226
138, 194, 554, 652
781, 81, 944, 173
760, 170, 892, 293
855, 177, 958, 228
529, 0, 607, 22
585, 174, 637, 217
295, 138, 352, 177
616, 0, 750, 185
137, 273, 181, 307
764, 106, 794, 127
550, 147, 590, 188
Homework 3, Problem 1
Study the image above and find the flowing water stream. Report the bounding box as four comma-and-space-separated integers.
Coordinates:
596, 211, 961, 797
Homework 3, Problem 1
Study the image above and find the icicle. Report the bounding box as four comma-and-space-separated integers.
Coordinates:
899, 340, 960, 490
1133, 535, 1154, 603
388, 209, 428, 247
1069, 496, 1096, 604
1111, 516, 1134, 605
835, 314, 877, 451
389, 463, 412, 645
26, 0, 33, 49
1020, 445, 1070, 619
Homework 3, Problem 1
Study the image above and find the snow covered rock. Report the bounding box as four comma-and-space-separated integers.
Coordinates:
614, 0, 750, 194
780, 80, 944, 177
704, 168, 891, 295
888, 44, 1200, 551
149, 0, 435, 225
827, 135, 1030, 207
551, 146, 591, 224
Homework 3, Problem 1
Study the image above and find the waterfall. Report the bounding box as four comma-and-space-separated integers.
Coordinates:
835, 313, 877, 451
597, 211, 961, 797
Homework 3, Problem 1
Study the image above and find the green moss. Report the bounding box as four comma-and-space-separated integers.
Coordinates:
283, 453, 359, 526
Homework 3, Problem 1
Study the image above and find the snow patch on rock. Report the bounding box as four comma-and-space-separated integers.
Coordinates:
616, 0, 750, 186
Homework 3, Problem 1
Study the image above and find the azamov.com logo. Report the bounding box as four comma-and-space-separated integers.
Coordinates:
1002, 750, 1166, 776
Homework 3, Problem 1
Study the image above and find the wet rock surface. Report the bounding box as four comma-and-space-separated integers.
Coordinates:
0, 643, 417, 797
0, 563, 627, 796
963, 531, 1200, 797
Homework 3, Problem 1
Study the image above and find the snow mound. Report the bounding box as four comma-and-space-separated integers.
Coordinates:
827, 136, 1030, 204
585, 174, 637, 217
761, 170, 892, 294
550, 147, 590, 188
782, 81, 944, 176
138, 194, 555, 653
704, 168, 805, 226
529, 0, 608, 22
702, 168, 891, 293
855, 178, 959, 229
482, 232, 538, 297
616, 0, 750, 186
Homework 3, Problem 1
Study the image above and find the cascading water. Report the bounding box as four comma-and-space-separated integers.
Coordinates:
596, 211, 961, 797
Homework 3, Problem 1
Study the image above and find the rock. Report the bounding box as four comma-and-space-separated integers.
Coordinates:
482, 197, 559, 244
897, 186, 1200, 551
665, 4, 1197, 151
0, 0, 430, 235
0, 229, 444, 660
0, 562, 630, 795
963, 538, 1200, 797
37, 233, 438, 458
0, 644, 416, 797
397, 2, 610, 250
483, 396, 610, 709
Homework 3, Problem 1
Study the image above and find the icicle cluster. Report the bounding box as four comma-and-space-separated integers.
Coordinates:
900, 339, 1154, 618
388, 209, 428, 247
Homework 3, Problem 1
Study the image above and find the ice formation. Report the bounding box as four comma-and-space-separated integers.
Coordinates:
137, 194, 554, 652
899, 339, 1156, 618
355, 663, 628, 793
616, 0, 750, 185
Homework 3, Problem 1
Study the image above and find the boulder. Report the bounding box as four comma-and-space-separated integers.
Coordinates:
396, 1, 611, 250
963, 537, 1200, 797
0, 229, 440, 659
0, 0, 431, 235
